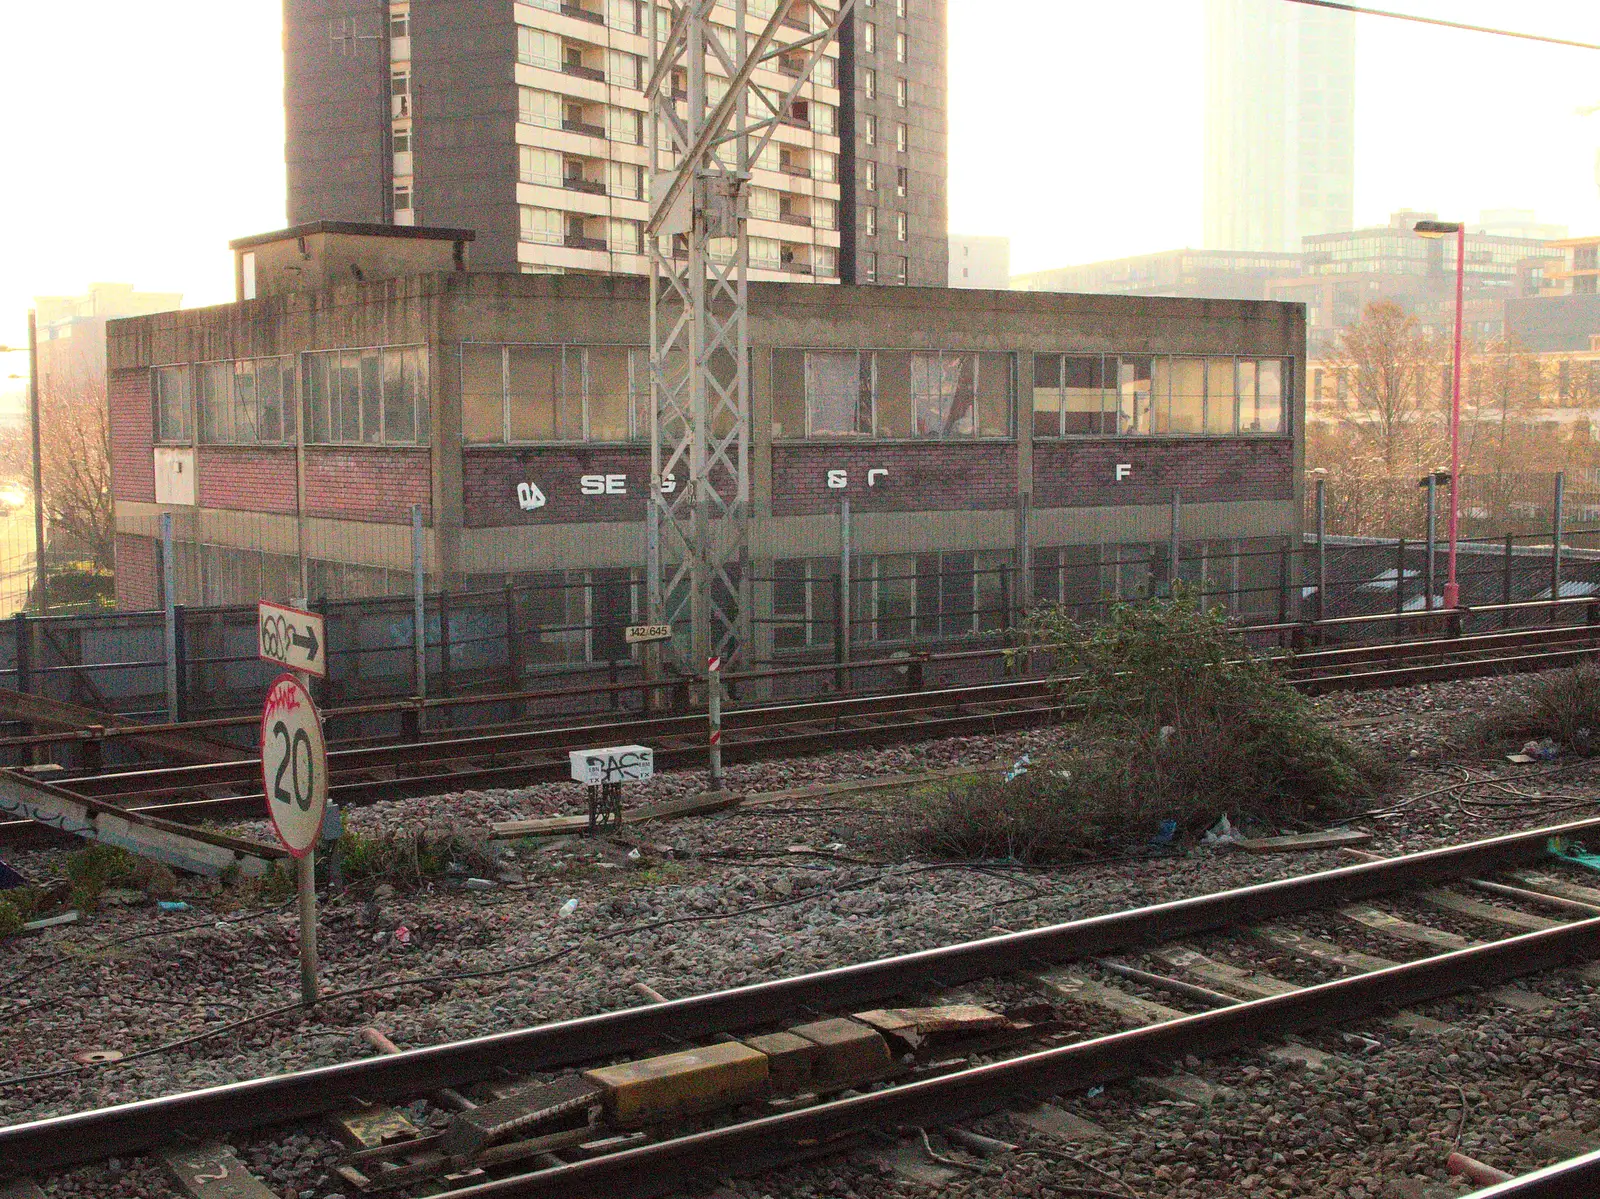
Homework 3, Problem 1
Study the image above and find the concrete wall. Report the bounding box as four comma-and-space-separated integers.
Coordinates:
286, 0, 390, 225
237, 229, 469, 299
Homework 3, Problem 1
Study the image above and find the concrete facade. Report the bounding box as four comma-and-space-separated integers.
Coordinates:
108, 270, 1306, 649
283, 0, 947, 287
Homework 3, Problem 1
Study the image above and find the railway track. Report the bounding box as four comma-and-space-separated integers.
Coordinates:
0, 615, 1596, 843
6, 818, 1600, 1197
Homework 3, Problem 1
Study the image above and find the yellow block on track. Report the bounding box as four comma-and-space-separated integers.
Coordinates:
584, 1041, 770, 1126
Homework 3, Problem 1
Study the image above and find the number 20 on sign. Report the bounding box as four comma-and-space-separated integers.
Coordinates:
260, 674, 329, 857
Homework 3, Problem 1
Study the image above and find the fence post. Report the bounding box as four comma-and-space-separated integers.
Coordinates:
161, 512, 178, 722
173, 605, 190, 722
13, 612, 29, 765
1424, 475, 1437, 613
833, 575, 846, 693
1502, 534, 1514, 629
839, 497, 851, 672
1552, 472, 1565, 620
439, 590, 453, 698
999, 565, 1012, 632
1276, 542, 1289, 627
1394, 537, 1408, 623
411, 503, 427, 729
313, 597, 330, 708
503, 581, 520, 692
1315, 478, 1327, 624
1169, 489, 1182, 596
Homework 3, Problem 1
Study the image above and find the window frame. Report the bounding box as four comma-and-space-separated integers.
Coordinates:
151, 364, 193, 445
1031, 353, 1293, 439
460, 342, 651, 446
300, 344, 430, 448
774, 348, 1017, 442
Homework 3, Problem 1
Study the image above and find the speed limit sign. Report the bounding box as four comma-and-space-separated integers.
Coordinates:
260, 674, 328, 858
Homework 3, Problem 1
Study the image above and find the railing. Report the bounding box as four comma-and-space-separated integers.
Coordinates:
564, 233, 608, 251
561, 117, 606, 138
563, 176, 607, 195
778, 162, 812, 178
560, 2, 605, 24
778, 212, 813, 227
780, 260, 815, 275
781, 10, 809, 30
561, 61, 606, 82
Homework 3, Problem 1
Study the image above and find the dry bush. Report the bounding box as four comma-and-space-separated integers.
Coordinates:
1470, 664, 1600, 756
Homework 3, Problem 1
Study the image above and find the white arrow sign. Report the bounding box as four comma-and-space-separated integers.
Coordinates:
258, 601, 326, 678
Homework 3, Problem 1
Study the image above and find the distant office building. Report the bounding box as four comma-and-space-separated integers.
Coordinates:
948, 235, 1008, 288
1203, 0, 1354, 253
285, 0, 947, 286
1010, 248, 1303, 301
1269, 211, 1560, 354
33, 283, 183, 382
1543, 235, 1600, 296
1474, 209, 1569, 243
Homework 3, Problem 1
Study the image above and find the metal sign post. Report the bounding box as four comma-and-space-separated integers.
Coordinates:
706, 655, 724, 791
258, 600, 327, 678
260, 674, 329, 1005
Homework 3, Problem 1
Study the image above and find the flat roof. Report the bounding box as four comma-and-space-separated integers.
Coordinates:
228, 221, 477, 250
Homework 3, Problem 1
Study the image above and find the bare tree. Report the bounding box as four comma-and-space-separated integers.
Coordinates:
1327, 301, 1445, 472
0, 370, 113, 572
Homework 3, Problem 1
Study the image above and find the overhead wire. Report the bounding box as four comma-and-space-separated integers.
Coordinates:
1277, 0, 1600, 52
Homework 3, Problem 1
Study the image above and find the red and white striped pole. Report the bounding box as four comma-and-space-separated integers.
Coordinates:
706, 655, 724, 792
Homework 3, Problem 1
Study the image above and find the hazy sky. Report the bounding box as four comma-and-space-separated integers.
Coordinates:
2, 0, 1599, 352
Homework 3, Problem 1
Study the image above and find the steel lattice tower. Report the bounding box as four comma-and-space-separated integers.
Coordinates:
645, 0, 853, 673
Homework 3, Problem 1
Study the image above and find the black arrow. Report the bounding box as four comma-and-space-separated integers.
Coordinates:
290, 624, 319, 660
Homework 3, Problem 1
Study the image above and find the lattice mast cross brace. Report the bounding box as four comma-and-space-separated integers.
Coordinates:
645, 0, 854, 673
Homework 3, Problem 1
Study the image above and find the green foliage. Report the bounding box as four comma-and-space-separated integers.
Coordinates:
0, 898, 21, 941
338, 825, 495, 890
1471, 663, 1600, 755
63, 843, 137, 912
908, 590, 1388, 862
0, 887, 44, 940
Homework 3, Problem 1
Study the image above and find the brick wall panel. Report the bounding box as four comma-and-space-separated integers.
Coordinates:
198, 447, 300, 513
115, 533, 158, 610
770, 443, 1018, 517
109, 370, 156, 504
304, 448, 432, 523
1031, 439, 1294, 507
463, 448, 651, 526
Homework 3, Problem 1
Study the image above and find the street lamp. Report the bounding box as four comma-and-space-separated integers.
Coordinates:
1414, 218, 1466, 608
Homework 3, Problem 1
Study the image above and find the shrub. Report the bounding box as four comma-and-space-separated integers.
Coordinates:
1470, 663, 1600, 755
63, 844, 137, 911
906, 590, 1388, 862
338, 825, 496, 889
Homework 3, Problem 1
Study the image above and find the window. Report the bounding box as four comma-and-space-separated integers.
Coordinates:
301, 347, 426, 446
518, 87, 560, 128
896, 166, 908, 197
606, 49, 642, 89
461, 344, 648, 444
391, 69, 409, 97
863, 160, 877, 192
520, 146, 561, 186
895, 77, 907, 107
863, 22, 876, 53
517, 27, 560, 69
895, 31, 906, 62
393, 183, 412, 212
815, 55, 836, 88
772, 349, 1013, 440
750, 236, 781, 269
815, 245, 838, 278
862, 251, 878, 283
389, 12, 408, 39
1032, 355, 1288, 437
814, 102, 836, 136
814, 198, 837, 230
520, 205, 561, 245
814, 150, 837, 182
862, 114, 877, 146
153, 366, 191, 443
893, 255, 908, 284
607, 0, 642, 33
609, 218, 643, 255
895, 211, 907, 242
863, 67, 876, 98
863, 206, 877, 237
607, 106, 642, 145
896, 0, 906, 14
195, 358, 297, 446
392, 127, 411, 153
895, 122, 907, 152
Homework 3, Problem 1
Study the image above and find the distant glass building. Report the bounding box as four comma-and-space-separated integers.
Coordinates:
1011, 248, 1303, 300
1203, 0, 1355, 253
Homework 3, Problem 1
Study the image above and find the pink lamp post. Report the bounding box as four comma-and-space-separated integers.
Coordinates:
1415, 218, 1466, 608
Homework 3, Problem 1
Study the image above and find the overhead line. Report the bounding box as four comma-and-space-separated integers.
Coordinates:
1279, 0, 1600, 51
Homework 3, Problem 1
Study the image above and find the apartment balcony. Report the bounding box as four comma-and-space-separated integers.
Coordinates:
562, 117, 606, 138
561, 2, 604, 24
563, 176, 607, 196
780, 112, 811, 129
778, 212, 812, 227
778, 162, 812, 179
562, 61, 606, 83
777, 58, 804, 79
780, 260, 815, 276
781, 10, 809, 31
565, 232, 608, 251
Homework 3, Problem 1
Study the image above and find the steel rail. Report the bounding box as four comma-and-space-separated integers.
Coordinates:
3, 815, 1597, 1176
1463, 1148, 1600, 1197
438, 916, 1600, 1199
